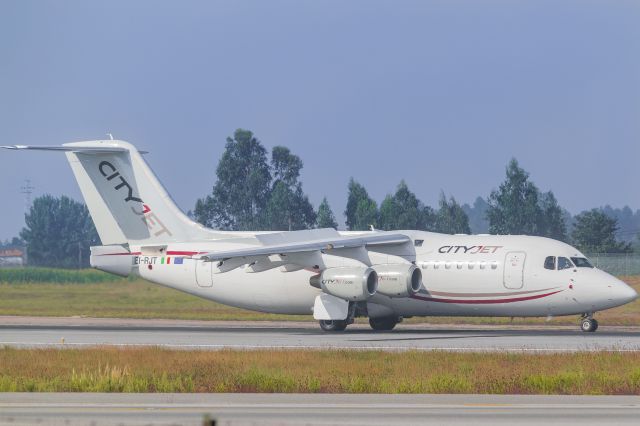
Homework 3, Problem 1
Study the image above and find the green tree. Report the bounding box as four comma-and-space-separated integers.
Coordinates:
378, 195, 397, 230
316, 197, 339, 229
487, 159, 541, 235
345, 178, 379, 230
354, 198, 379, 231
571, 209, 632, 253
20, 195, 100, 268
538, 191, 568, 241
435, 193, 471, 234
263, 147, 316, 231
379, 181, 435, 231
194, 129, 272, 230
271, 146, 303, 187
462, 197, 489, 234
0, 237, 24, 247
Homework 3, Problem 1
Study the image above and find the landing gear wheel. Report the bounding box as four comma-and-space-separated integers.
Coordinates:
581, 318, 598, 332
369, 317, 399, 331
319, 320, 348, 332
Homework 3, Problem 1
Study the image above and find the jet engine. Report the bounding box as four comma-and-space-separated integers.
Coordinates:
373, 264, 422, 297
310, 267, 378, 301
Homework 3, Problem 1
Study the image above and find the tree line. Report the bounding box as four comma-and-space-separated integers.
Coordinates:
14, 128, 637, 268
191, 129, 634, 253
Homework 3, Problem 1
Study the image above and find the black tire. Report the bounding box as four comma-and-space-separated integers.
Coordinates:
319, 320, 348, 332
369, 317, 399, 331
581, 318, 598, 332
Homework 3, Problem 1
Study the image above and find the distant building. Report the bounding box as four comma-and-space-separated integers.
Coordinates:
0, 247, 26, 267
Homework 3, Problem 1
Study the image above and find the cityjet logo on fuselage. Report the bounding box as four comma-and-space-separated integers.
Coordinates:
438, 245, 503, 254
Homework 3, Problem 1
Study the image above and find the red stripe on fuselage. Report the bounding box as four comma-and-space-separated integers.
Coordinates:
410, 290, 564, 304
166, 251, 201, 256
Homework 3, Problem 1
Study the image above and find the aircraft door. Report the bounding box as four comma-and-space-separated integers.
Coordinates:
504, 251, 526, 289
195, 259, 213, 287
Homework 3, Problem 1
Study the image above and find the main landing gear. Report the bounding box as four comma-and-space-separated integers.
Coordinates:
318, 303, 402, 332
580, 314, 598, 332
319, 320, 349, 332
319, 317, 402, 332
369, 316, 401, 331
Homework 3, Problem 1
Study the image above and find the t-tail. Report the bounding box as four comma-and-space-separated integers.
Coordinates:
2, 140, 221, 247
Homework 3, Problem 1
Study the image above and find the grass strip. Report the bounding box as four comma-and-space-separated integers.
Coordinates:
1, 347, 640, 394
0, 276, 638, 325
0, 268, 128, 284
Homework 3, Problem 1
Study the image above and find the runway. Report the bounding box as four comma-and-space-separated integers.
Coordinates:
1, 316, 640, 351
1, 393, 640, 425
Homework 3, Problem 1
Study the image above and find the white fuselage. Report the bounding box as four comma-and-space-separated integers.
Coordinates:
102, 231, 636, 319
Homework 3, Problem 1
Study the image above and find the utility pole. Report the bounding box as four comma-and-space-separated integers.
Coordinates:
20, 179, 34, 267
20, 179, 34, 213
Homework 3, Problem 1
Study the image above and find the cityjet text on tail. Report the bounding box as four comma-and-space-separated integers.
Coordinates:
3, 140, 637, 332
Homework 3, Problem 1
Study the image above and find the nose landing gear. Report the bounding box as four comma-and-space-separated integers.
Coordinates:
580, 314, 598, 332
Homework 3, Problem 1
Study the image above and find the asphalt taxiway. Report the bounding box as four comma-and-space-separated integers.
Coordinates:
1, 393, 639, 425
1, 316, 639, 352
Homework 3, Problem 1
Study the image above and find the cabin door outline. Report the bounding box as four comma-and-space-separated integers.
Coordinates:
503, 251, 526, 289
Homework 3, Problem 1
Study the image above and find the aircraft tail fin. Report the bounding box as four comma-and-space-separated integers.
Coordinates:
2, 140, 221, 245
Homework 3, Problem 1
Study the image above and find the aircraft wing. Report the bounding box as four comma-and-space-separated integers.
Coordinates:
198, 229, 412, 273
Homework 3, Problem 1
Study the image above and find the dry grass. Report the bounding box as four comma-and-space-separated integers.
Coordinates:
0, 276, 638, 326
0, 279, 308, 321
1, 347, 640, 394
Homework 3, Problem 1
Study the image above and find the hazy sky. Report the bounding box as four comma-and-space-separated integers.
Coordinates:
1, 0, 638, 240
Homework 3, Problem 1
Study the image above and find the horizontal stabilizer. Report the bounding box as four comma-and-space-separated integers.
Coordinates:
1, 145, 129, 153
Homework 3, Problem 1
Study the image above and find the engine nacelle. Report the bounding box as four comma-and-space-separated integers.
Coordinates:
90, 245, 133, 277
373, 264, 422, 297
310, 267, 378, 301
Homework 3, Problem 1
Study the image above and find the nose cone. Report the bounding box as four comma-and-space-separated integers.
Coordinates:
612, 278, 638, 305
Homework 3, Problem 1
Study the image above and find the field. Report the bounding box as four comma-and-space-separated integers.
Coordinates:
0, 269, 638, 326
1, 347, 639, 394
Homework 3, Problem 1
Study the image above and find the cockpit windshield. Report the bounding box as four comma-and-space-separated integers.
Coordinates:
571, 257, 594, 268
558, 257, 574, 270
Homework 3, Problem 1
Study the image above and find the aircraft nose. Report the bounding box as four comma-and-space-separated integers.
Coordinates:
612, 279, 638, 305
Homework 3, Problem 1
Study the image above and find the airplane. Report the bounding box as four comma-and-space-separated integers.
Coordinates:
2, 139, 637, 332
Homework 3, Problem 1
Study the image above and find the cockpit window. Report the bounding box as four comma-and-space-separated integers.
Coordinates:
558, 257, 574, 270
544, 256, 556, 270
571, 257, 593, 268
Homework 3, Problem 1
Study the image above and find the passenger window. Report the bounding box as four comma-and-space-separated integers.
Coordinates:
558, 257, 574, 270
544, 256, 556, 270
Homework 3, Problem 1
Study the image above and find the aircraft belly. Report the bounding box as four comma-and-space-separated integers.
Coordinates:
137, 257, 318, 315
196, 268, 319, 314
